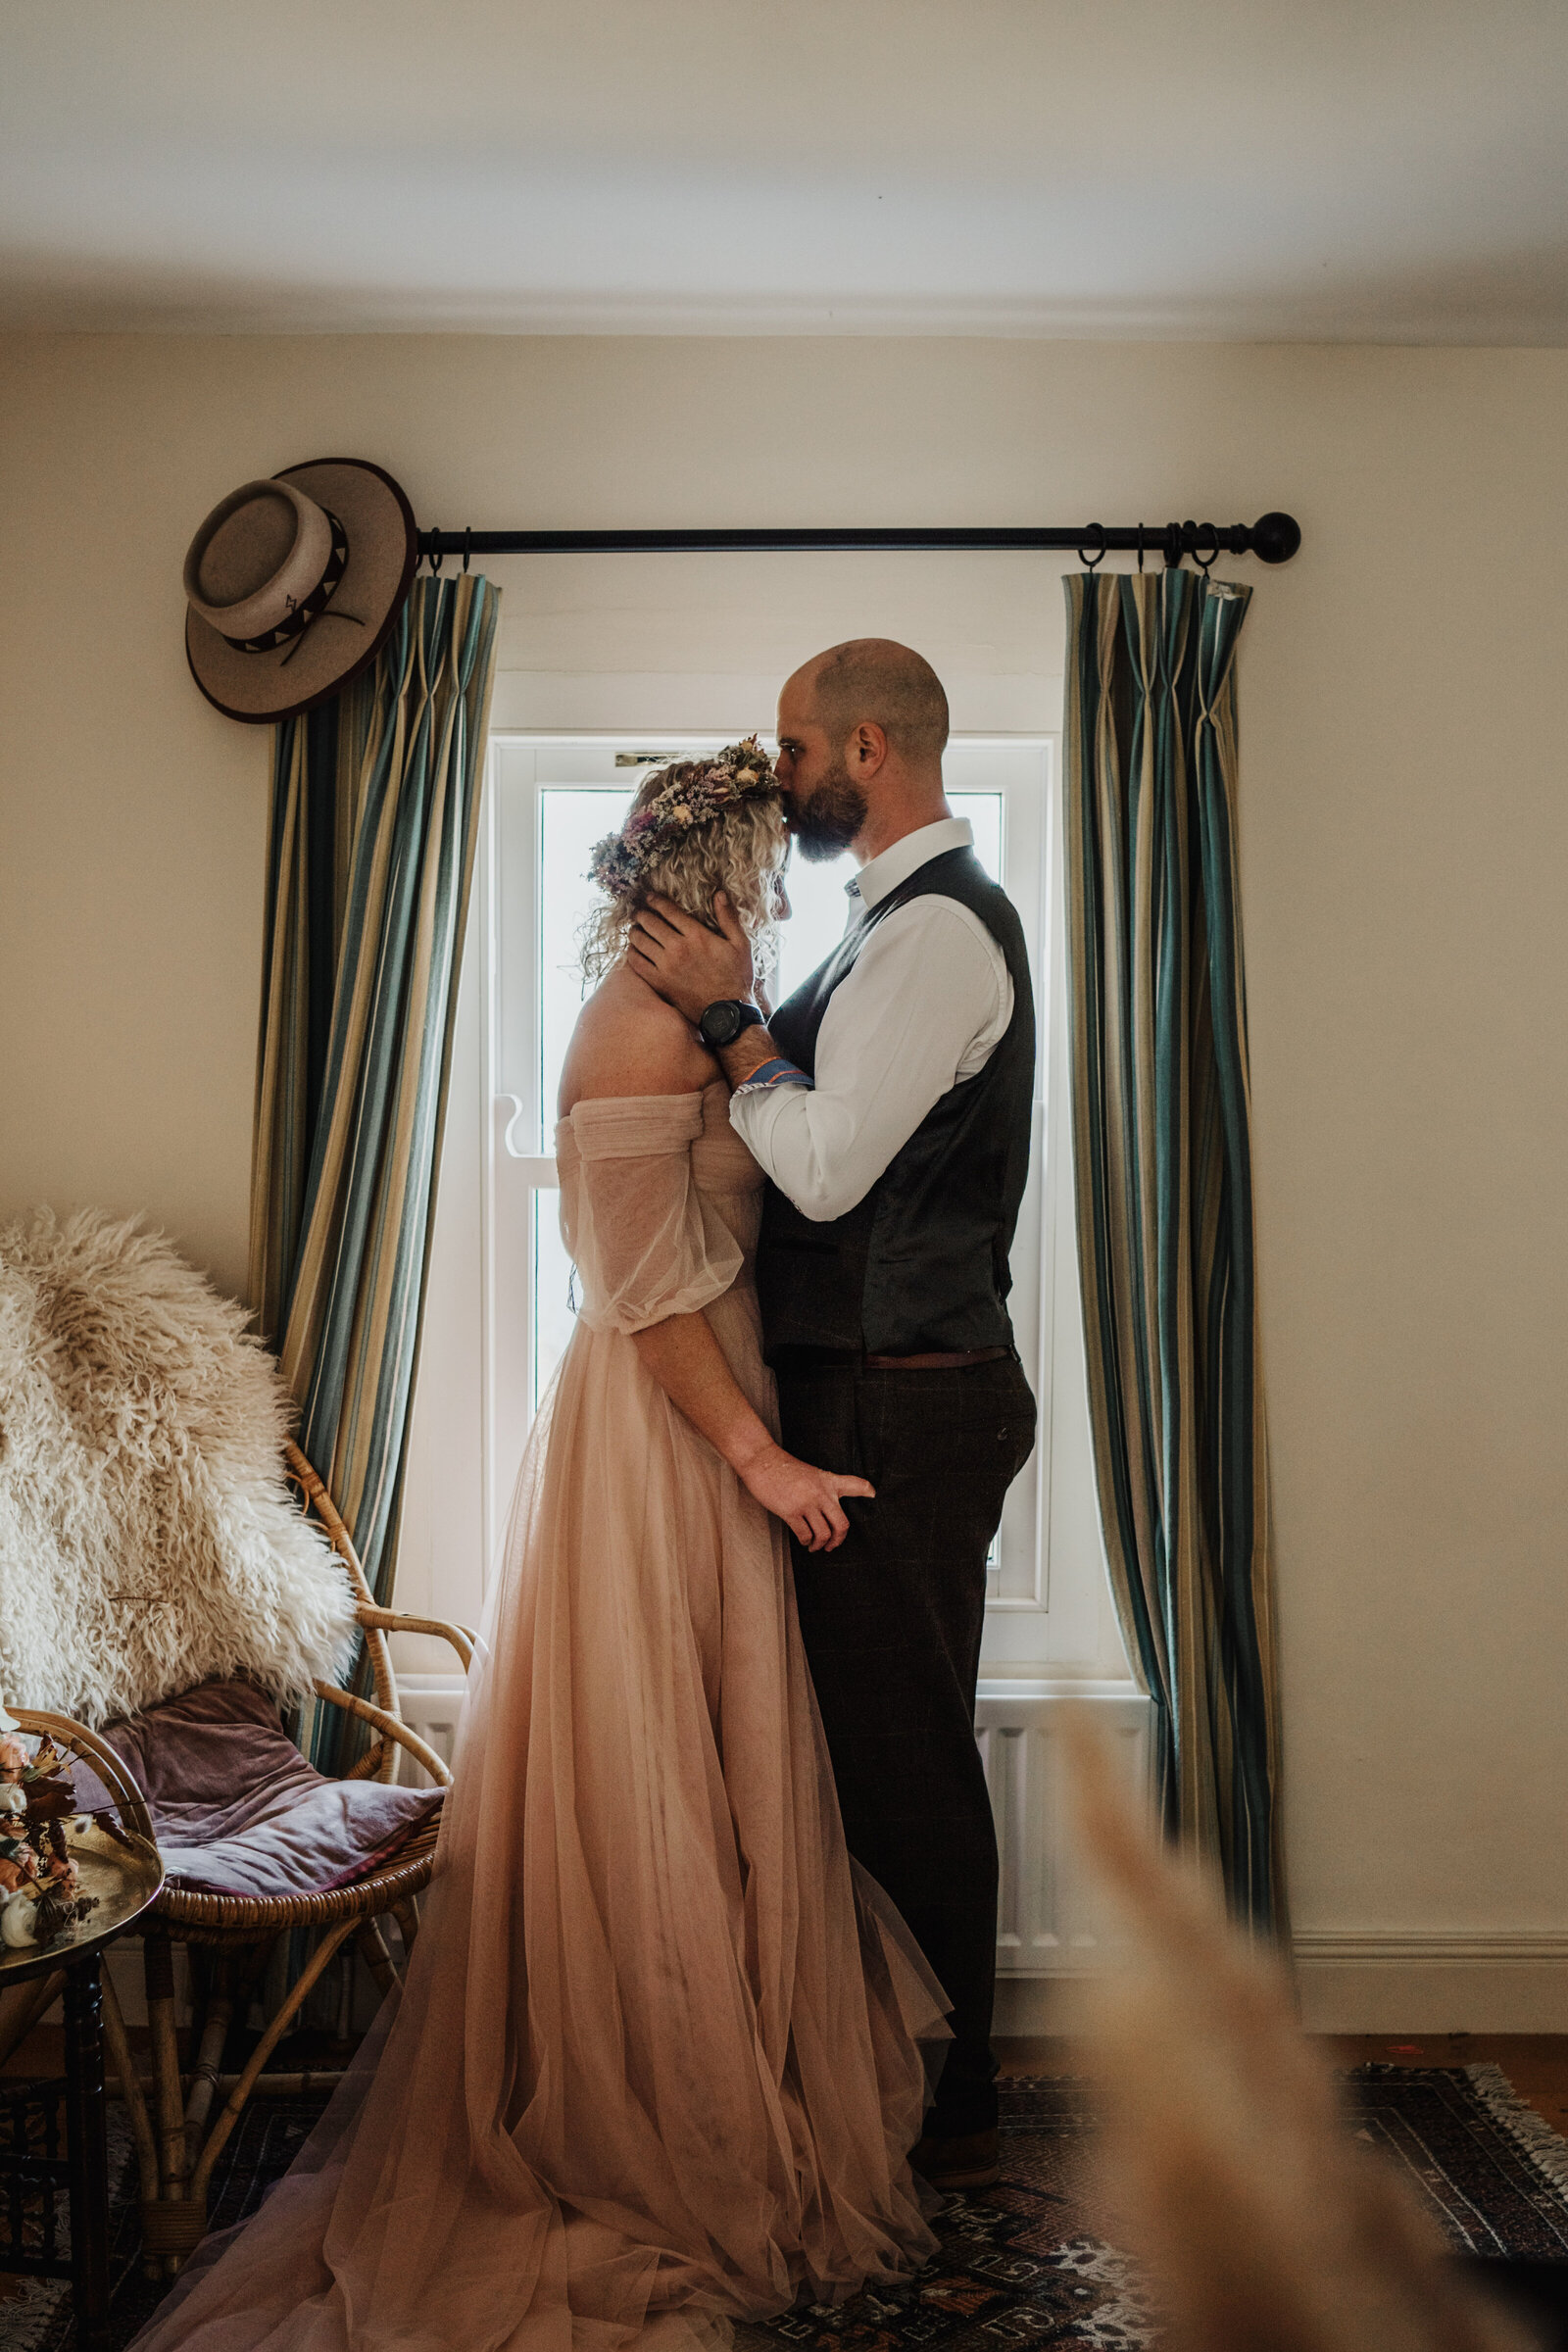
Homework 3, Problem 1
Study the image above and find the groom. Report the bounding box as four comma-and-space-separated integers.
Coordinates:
630, 641, 1036, 2189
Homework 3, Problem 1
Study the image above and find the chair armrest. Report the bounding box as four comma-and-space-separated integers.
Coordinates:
310, 1682, 452, 1788
354, 1605, 475, 1675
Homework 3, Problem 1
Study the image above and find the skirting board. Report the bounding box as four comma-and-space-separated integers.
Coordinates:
60, 1931, 1568, 2045
53, 1940, 1563, 2047
1292, 1932, 1568, 2034
996, 1937, 1568, 2038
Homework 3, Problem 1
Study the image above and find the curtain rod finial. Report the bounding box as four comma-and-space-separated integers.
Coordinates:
1250, 513, 1301, 565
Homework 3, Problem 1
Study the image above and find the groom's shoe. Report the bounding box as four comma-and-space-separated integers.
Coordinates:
908, 2127, 1000, 2192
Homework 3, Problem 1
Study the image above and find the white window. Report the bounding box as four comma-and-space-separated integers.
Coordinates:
473, 733, 1129, 1684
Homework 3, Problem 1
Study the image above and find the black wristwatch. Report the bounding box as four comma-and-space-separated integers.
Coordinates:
697, 1000, 764, 1050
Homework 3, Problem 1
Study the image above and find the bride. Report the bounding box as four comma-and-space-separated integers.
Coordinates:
129, 741, 949, 2352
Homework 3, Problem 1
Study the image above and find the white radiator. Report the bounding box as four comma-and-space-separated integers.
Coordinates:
399, 1676, 1152, 1984
976, 1682, 1154, 1977
394, 1675, 468, 1787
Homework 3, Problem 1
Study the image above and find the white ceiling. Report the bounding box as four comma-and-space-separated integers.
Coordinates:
3, 0, 1566, 342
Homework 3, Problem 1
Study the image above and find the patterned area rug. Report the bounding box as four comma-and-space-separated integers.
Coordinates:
1347, 2065, 1568, 2261
735, 2069, 1568, 2352
741, 2075, 1152, 2352
2, 2069, 1565, 2350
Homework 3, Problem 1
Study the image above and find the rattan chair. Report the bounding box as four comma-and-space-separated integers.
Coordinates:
14, 1440, 474, 2276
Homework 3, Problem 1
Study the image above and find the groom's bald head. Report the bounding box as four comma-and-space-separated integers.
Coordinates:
791, 639, 950, 770
774, 639, 953, 861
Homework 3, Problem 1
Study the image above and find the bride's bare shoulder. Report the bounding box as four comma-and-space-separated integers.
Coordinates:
558, 966, 720, 1116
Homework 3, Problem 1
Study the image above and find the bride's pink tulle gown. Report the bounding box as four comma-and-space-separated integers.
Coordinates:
130, 1083, 949, 2351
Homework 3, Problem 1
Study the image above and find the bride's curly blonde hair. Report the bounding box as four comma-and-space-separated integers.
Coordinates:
579, 748, 788, 986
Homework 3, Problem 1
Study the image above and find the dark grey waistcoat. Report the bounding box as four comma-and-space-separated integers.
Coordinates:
757, 845, 1035, 1360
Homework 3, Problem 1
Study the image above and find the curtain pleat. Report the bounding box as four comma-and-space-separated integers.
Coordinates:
1062, 567, 1285, 1936
249, 576, 500, 1762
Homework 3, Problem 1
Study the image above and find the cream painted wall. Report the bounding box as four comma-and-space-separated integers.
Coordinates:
2, 334, 1565, 2024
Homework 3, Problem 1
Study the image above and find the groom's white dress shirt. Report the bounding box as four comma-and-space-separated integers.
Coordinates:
727, 817, 1014, 1223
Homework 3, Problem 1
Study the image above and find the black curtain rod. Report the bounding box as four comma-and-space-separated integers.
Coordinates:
416, 511, 1300, 567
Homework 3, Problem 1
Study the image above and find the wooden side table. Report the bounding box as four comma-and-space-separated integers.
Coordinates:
0, 1716, 163, 2352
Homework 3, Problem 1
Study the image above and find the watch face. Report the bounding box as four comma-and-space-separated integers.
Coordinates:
702, 1002, 742, 1047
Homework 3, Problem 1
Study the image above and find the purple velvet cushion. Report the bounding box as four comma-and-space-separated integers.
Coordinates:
75, 1681, 443, 1899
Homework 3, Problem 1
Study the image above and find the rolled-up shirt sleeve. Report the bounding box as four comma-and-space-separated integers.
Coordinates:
730, 899, 1011, 1221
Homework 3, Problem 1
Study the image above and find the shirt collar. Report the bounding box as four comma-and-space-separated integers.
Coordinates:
846, 816, 974, 912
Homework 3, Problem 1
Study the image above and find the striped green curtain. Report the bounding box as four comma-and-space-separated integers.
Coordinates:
250, 573, 500, 1757
1062, 566, 1285, 1936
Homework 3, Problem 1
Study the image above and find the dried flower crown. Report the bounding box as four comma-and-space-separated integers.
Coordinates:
587, 737, 779, 901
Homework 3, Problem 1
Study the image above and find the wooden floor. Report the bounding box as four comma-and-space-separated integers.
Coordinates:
996, 2034, 1568, 2138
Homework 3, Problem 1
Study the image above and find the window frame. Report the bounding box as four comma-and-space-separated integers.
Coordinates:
477, 729, 1120, 1679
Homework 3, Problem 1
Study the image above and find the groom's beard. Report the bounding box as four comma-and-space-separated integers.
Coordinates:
788, 758, 868, 863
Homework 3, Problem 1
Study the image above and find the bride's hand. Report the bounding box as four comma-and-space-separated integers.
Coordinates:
736, 1442, 874, 1552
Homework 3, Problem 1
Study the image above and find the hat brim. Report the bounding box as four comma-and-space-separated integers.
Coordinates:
185, 458, 417, 725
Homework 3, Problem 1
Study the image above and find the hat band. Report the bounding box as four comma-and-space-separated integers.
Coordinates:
220, 510, 351, 654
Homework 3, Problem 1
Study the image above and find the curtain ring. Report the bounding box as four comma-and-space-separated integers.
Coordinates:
1163, 522, 1184, 571
462, 527, 472, 575
429, 540, 445, 577
1136, 523, 1146, 574
1192, 521, 1220, 577
1077, 522, 1107, 572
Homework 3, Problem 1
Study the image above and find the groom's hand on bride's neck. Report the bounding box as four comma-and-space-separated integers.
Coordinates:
629, 893, 755, 1024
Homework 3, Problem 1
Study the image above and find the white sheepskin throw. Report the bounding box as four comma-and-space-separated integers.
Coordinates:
0, 1207, 357, 1726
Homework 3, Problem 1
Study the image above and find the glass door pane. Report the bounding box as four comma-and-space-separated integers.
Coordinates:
539, 784, 634, 1131
535, 783, 632, 1410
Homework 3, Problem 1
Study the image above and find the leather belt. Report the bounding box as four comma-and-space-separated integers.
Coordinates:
862, 1346, 1012, 1371
772, 1344, 1013, 1373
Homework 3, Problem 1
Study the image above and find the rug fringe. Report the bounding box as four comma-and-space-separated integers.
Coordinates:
0, 2275, 69, 2352
1466, 2063, 1568, 2200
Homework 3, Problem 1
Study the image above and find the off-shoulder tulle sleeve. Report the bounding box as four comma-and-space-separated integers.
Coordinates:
562, 1094, 744, 1335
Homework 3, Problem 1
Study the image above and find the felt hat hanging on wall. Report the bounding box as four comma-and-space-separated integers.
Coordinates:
182, 458, 417, 724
